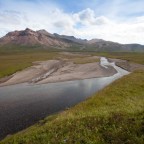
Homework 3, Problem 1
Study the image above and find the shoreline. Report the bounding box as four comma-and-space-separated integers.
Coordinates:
108, 58, 144, 72
0, 57, 117, 87
0, 58, 129, 141
1, 55, 143, 87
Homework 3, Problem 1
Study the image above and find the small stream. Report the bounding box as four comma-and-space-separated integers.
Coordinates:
0, 57, 129, 140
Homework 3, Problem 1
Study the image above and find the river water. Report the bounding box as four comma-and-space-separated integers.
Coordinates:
0, 57, 129, 140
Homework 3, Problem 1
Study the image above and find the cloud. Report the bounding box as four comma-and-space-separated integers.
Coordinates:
69, 14, 144, 44
0, 10, 22, 25
0, 0, 144, 44
75, 8, 96, 25
73, 8, 112, 26
61, 8, 144, 44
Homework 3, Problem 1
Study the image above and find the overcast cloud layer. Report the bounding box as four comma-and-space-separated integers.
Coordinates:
0, 0, 144, 44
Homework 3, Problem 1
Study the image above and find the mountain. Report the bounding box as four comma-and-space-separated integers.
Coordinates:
0, 28, 144, 52
85, 40, 144, 52
0, 28, 70, 48
53, 33, 87, 44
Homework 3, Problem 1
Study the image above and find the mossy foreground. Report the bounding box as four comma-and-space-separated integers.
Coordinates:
1, 70, 144, 144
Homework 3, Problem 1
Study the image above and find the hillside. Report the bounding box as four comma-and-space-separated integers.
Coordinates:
1, 70, 144, 144
0, 28, 144, 52
0, 28, 70, 49
85, 41, 144, 52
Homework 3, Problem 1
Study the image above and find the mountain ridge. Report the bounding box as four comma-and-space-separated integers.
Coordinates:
0, 28, 144, 52
0, 28, 70, 48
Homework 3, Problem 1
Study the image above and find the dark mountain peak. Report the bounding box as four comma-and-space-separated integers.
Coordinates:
53, 33, 59, 36
54, 33, 87, 44
37, 30, 54, 37
20, 28, 36, 36
54, 33, 75, 39
64, 35, 75, 39
25, 28, 33, 31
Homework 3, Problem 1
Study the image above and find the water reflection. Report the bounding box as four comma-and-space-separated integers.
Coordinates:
0, 57, 129, 140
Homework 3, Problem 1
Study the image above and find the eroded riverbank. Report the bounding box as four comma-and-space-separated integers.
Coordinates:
0, 57, 129, 140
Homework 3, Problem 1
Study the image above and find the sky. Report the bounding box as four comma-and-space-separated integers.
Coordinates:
0, 0, 144, 44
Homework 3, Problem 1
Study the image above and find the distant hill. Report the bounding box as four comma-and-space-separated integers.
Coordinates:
53, 33, 87, 44
84, 41, 144, 52
0, 28, 144, 52
0, 28, 70, 49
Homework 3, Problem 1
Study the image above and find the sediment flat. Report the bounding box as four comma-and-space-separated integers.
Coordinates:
0, 57, 117, 86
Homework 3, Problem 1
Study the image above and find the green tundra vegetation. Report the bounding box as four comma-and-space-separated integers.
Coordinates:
0, 51, 99, 79
1, 70, 144, 144
0, 46, 144, 143
0, 51, 59, 78
0, 47, 144, 79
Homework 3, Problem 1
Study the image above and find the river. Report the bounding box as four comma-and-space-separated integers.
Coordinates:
0, 57, 129, 140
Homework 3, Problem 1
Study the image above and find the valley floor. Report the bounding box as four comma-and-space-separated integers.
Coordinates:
0, 52, 144, 143
1, 52, 144, 86
0, 52, 144, 86
0, 56, 117, 86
